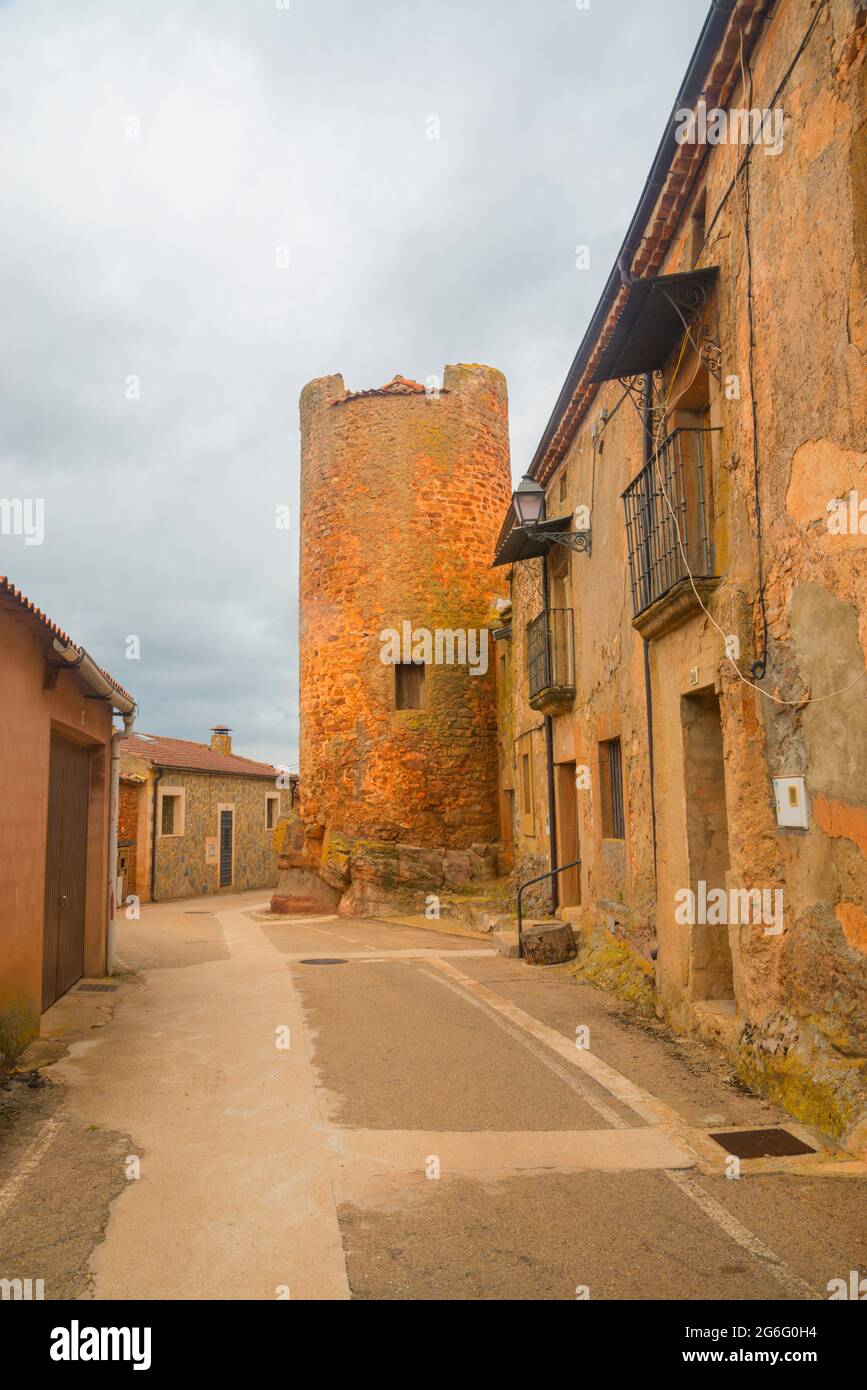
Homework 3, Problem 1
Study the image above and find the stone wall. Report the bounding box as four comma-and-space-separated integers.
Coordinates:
278, 364, 511, 914
499, 0, 867, 1151
153, 771, 288, 901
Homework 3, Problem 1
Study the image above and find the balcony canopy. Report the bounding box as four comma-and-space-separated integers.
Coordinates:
589, 267, 719, 383
491, 512, 574, 568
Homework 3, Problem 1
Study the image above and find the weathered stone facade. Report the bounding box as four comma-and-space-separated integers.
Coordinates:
497, 0, 867, 1152
275, 365, 511, 915
119, 732, 292, 903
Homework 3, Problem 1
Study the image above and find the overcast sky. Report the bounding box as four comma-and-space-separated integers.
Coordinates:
0, 0, 705, 766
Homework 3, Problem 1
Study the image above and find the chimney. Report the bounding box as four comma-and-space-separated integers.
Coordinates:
210, 724, 233, 755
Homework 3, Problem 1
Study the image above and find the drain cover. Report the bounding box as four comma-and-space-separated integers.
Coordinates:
75, 983, 118, 993
709, 1128, 816, 1158
299, 958, 348, 966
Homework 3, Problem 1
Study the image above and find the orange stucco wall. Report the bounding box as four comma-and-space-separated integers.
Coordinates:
0, 607, 113, 1061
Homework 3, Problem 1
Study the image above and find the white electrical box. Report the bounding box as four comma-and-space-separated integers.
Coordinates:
773, 777, 809, 829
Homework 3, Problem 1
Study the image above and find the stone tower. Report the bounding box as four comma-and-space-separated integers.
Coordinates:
273, 363, 511, 915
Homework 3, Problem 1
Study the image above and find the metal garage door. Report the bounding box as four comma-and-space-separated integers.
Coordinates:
42, 732, 91, 1010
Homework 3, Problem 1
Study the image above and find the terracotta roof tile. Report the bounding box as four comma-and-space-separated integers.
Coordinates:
120, 732, 291, 780
0, 575, 135, 705
332, 374, 434, 406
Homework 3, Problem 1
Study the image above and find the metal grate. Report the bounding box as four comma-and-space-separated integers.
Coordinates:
622, 427, 719, 616
602, 737, 625, 840
709, 1128, 816, 1158
299, 958, 348, 966
75, 982, 118, 993
526, 608, 575, 701
219, 809, 233, 888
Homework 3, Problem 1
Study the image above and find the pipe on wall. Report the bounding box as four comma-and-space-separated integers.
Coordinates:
541, 553, 559, 915
640, 372, 659, 879
107, 711, 136, 974
150, 768, 164, 905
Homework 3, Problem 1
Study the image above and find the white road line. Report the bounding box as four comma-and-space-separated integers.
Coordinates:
419, 967, 628, 1129
0, 1116, 62, 1220
278, 915, 339, 925
665, 1170, 818, 1300
422, 957, 819, 1301
426, 957, 683, 1129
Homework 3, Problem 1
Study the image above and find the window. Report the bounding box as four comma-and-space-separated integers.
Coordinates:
159, 789, 185, 838
599, 738, 625, 839
266, 794, 280, 829
395, 662, 425, 710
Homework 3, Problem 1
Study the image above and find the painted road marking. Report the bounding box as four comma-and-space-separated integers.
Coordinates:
665, 1170, 818, 1299
421, 957, 820, 1300
425, 957, 684, 1129
0, 1116, 62, 1220
419, 966, 628, 1129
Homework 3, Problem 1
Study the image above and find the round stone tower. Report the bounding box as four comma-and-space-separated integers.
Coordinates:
276, 363, 511, 915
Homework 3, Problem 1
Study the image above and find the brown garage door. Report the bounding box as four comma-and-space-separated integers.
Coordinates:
42, 732, 91, 1010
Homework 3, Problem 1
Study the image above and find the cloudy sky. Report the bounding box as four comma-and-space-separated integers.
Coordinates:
0, 0, 705, 766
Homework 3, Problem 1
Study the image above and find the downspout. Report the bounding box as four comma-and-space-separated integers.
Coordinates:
107, 711, 136, 974
640, 371, 659, 878
150, 768, 164, 904
541, 554, 559, 915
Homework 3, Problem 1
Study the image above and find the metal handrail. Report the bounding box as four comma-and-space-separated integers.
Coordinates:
516, 857, 581, 959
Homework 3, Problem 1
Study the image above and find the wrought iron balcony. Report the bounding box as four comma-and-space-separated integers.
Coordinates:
622, 427, 720, 624
527, 608, 575, 713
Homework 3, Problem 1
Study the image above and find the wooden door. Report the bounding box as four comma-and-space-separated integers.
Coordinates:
42, 733, 91, 1009
555, 761, 581, 907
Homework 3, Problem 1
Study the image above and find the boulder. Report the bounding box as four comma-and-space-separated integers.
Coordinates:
270, 867, 340, 916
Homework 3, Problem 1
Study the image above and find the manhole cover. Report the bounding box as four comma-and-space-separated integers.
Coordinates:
75, 983, 118, 993
709, 1128, 816, 1158
298, 958, 348, 966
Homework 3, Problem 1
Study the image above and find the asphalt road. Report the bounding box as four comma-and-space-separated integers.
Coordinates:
0, 890, 864, 1301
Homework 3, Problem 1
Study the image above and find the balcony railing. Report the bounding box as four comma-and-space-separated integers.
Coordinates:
527, 608, 575, 713
621, 427, 720, 618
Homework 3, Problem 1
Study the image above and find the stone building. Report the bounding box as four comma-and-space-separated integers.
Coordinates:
272, 366, 511, 915
119, 727, 295, 903
494, 0, 866, 1152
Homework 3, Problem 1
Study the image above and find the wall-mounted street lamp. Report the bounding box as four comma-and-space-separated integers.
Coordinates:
512, 474, 591, 553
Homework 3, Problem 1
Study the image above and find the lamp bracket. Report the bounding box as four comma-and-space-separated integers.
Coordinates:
521, 525, 591, 556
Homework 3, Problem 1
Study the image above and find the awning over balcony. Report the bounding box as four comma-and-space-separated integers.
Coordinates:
589, 267, 719, 383
491, 512, 574, 568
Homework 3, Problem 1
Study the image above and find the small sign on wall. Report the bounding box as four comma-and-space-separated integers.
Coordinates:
205, 837, 218, 864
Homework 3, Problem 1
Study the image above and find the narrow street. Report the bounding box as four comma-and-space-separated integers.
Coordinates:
2, 890, 864, 1302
